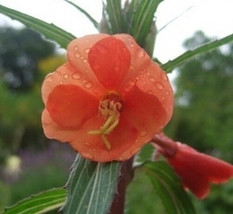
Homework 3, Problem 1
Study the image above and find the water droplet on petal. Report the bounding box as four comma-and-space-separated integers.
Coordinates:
84, 48, 90, 54
165, 90, 170, 96
82, 58, 88, 63
63, 74, 69, 79
156, 82, 163, 90
82, 152, 93, 160
59, 81, 64, 84
84, 82, 93, 89
140, 131, 147, 137
71, 72, 82, 80
84, 142, 91, 146
161, 96, 165, 100
130, 43, 134, 47
147, 90, 153, 95
75, 53, 80, 58
138, 50, 145, 58
149, 77, 155, 82
161, 72, 168, 81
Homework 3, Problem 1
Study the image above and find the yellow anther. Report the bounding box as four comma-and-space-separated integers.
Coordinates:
88, 98, 122, 150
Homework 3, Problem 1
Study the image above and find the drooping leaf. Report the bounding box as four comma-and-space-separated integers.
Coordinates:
105, 0, 127, 34
144, 161, 196, 214
134, 144, 155, 166
3, 188, 66, 214
65, 0, 99, 29
63, 155, 121, 214
0, 5, 75, 48
129, 0, 163, 45
161, 33, 233, 73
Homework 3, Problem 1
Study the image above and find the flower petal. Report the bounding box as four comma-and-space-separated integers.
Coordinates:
68, 114, 138, 162
46, 84, 99, 129
42, 63, 105, 105
42, 109, 78, 143
88, 36, 131, 89
115, 34, 173, 121
118, 85, 168, 159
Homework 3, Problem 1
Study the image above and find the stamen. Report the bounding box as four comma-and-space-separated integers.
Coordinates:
87, 97, 122, 150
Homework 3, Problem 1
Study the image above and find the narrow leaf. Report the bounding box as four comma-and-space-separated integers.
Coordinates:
129, 0, 163, 45
106, 0, 127, 33
144, 161, 196, 214
162, 33, 233, 73
0, 5, 75, 48
3, 188, 66, 214
65, 0, 99, 29
63, 155, 121, 214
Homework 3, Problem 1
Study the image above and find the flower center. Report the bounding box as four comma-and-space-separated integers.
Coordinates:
88, 92, 122, 150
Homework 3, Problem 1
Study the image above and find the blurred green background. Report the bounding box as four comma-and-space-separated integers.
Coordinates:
0, 26, 233, 213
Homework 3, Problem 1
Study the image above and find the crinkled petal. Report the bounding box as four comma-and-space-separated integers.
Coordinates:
168, 143, 233, 199
68, 114, 138, 162
42, 109, 79, 143
119, 85, 168, 159
67, 34, 109, 88
115, 34, 173, 121
88, 36, 131, 89
42, 63, 105, 105
46, 84, 99, 129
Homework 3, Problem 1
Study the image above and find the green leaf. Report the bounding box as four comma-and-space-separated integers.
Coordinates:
63, 155, 121, 214
65, 0, 99, 29
134, 144, 155, 166
0, 5, 75, 48
129, 0, 162, 45
144, 161, 196, 214
161, 33, 233, 73
3, 188, 66, 214
105, 0, 127, 33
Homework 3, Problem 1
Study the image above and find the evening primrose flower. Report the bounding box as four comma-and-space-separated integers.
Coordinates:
41, 34, 173, 162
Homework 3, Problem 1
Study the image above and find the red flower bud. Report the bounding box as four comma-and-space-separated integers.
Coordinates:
153, 133, 233, 198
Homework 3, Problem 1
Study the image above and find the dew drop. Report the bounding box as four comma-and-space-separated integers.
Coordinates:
161, 72, 168, 81
147, 90, 153, 95
156, 82, 163, 90
138, 50, 145, 58
59, 81, 64, 84
84, 142, 91, 146
74, 46, 79, 51
71, 72, 82, 80
165, 90, 170, 96
140, 131, 147, 137
161, 96, 165, 100
130, 43, 134, 47
75, 53, 80, 58
82, 152, 93, 160
84, 82, 93, 89
84, 48, 90, 54
63, 74, 69, 79
149, 77, 155, 82
82, 58, 88, 63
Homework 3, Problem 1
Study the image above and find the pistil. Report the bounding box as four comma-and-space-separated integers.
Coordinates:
88, 98, 122, 150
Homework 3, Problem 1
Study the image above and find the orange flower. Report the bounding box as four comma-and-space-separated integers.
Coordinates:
41, 34, 173, 162
153, 133, 233, 199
